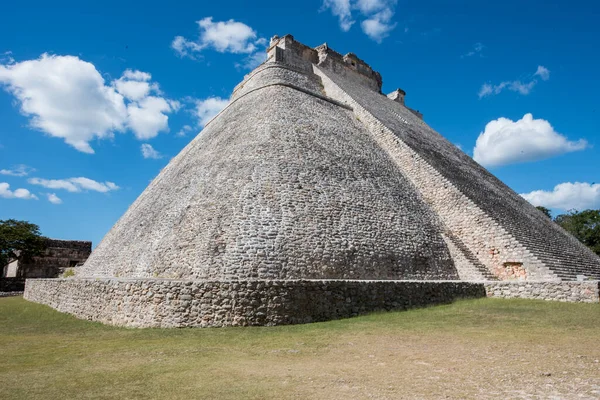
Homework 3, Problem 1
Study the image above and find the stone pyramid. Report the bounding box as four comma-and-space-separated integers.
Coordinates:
25, 35, 600, 327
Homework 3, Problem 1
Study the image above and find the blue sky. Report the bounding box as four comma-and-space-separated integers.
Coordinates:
1, 0, 599, 247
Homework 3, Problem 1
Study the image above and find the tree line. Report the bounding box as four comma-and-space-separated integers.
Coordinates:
536, 207, 600, 255
0, 220, 47, 271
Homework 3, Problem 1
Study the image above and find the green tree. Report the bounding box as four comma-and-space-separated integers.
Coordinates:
0, 219, 47, 274
536, 206, 552, 218
554, 209, 600, 256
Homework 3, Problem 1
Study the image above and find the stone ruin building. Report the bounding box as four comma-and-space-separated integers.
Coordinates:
25, 35, 600, 327
3, 239, 91, 278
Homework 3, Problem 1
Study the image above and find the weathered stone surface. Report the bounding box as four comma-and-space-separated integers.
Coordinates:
72, 34, 600, 283
25, 278, 486, 327
24, 279, 599, 327
24, 34, 600, 328
484, 281, 600, 303
79, 54, 457, 282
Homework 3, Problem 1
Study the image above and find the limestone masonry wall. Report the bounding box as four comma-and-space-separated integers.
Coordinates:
24, 279, 598, 327
484, 281, 599, 303
231, 63, 324, 101
80, 63, 457, 281
25, 278, 484, 327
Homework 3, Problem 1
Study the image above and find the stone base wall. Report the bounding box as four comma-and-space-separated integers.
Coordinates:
25, 279, 485, 328
23, 279, 599, 328
484, 281, 599, 303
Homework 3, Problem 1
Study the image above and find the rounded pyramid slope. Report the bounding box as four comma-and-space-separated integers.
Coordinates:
80, 65, 458, 281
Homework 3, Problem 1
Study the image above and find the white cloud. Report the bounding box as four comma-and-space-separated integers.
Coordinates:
47, 193, 62, 204
126, 96, 174, 140
29, 178, 78, 192
197, 17, 260, 53
0, 54, 126, 153
172, 18, 268, 70
172, 17, 265, 57
322, 0, 355, 31
361, 8, 396, 43
534, 65, 550, 81
113, 76, 156, 101
122, 70, 151, 81
478, 80, 537, 98
141, 143, 163, 159
521, 182, 600, 211
473, 113, 588, 167
29, 178, 77, 192
356, 0, 389, 13
478, 66, 550, 98
71, 177, 118, 192
478, 83, 493, 98
28, 177, 119, 193
461, 42, 484, 58
171, 36, 203, 60
508, 80, 536, 95
0, 55, 177, 153
0, 182, 37, 200
0, 164, 35, 177
196, 97, 229, 127
176, 125, 193, 137
322, 0, 397, 41
0, 51, 15, 65
111, 70, 178, 140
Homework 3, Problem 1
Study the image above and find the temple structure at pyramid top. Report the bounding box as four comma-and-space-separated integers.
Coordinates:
24, 35, 600, 328
259, 35, 423, 118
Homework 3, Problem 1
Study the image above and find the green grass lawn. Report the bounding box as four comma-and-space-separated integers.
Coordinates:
1, 296, 599, 399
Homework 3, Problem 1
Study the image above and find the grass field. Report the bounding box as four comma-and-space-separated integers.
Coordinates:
1, 296, 599, 399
